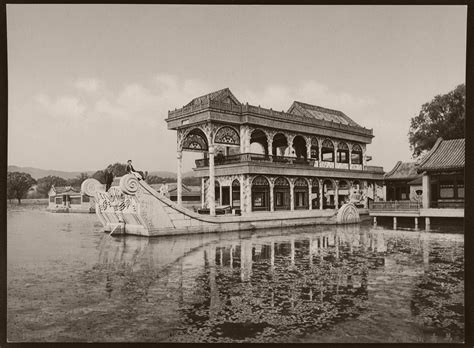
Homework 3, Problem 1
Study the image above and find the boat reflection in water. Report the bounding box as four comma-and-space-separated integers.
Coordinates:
96, 224, 464, 343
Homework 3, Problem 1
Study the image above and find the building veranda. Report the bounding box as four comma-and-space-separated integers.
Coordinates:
166, 88, 385, 216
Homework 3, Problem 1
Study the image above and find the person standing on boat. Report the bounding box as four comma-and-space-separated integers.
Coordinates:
126, 160, 143, 180
104, 167, 114, 191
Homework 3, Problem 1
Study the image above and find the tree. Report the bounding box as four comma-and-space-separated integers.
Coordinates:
67, 172, 89, 188
36, 175, 68, 197
408, 84, 465, 158
7, 172, 36, 204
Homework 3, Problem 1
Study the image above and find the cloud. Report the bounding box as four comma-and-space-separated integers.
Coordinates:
239, 81, 376, 114
34, 93, 87, 119
23, 75, 378, 172
74, 78, 103, 93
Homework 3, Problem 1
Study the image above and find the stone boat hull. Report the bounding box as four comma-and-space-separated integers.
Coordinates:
82, 175, 360, 237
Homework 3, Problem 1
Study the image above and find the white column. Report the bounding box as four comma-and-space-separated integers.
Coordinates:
290, 238, 295, 266
209, 146, 216, 216
334, 180, 339, 209
319, 180, 324, 210
290, 180, 295, 211
229, 184, 233, 207
177, 150, 183, 206
348, 147, 352, 170
362, 145, 367, 169
363, 181, 368, 209
269, 181, 275, 212
201, 177, 205, 208
422, 173, 430, 209
306, 137, 312, 161
382, 184, 387, 201
308, 182, 313, 210
240, 175, 246, 212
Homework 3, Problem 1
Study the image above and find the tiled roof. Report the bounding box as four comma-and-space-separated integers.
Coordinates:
384, 161, 422, 181
52, 186, 81, 194
417, 138, 465, 172
184, 88, 240, 107
287, 101, 361, 127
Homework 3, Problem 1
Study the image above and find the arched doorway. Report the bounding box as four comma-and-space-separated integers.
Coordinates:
250, 129, 268, 156
272, 133, 288, 157
338, 180, 350, 206
273, 177, 290, 210
294, 178, 309, 210
251, 176, 270, 211
231, 179, 240, 207
322, 179, 335, 209
293, 136, 307, 162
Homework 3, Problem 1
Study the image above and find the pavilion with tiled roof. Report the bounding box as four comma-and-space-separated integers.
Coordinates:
383, 161, 423, 201
417, 138, 464, 209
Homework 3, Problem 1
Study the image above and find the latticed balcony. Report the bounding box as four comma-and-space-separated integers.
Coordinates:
195, 153, 384, 173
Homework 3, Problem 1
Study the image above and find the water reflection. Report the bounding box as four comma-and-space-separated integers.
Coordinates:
95, 225, 463, 343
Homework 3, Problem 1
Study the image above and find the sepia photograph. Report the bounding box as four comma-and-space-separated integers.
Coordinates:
6, 4, 467, 343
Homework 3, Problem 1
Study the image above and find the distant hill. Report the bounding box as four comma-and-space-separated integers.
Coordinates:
7, 166, 96, 180
8, 165, 195, 180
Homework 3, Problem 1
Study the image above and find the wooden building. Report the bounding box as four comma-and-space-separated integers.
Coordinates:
48, 185, 96, 213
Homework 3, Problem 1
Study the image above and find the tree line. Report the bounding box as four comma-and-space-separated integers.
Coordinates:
7, 162, 200, 204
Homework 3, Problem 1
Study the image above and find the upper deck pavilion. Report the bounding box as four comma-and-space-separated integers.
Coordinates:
166, 88, 374, 145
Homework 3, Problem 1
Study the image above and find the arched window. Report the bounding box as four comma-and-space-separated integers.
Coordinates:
273, 177, 290, 210
337, 142, 349, 163
293, 136, 307, 160
310, 138, 319, 160
321, 139, 334, 162
294, 178, 309, 209
232, 179, 240, 207
351, 144, 363, 165
252, 176, 270, 211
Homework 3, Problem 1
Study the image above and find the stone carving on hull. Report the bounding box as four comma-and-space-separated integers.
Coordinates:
120, 174, 140, 195
336, 203, 360, 224
81, 178, 104, 197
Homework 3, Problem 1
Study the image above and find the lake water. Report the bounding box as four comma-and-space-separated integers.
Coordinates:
7, 204, 464, 343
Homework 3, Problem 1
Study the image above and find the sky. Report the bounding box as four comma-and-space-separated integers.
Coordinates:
7, 5, 466, 174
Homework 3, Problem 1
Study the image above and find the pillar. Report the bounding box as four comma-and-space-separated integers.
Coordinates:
240, 175, 245, 212
333, 144, 338, 168
201, 177, 205, 208
306, 137, 312, 162
422, 173, 430, 209
269, 180, 275, 212
318, 141, 322, 167
270, 241, 275, 269
230, 245, 233, 269
319, 180, 324, 210
415, 217, 419, 229
348, 148, 352, 170
177, 150, 183, 206
229, 184, 233, 207
362, 181, 368, 209
290, 180, 295, 211
308, 182, 313, 210
382, 185, 387, 201
393, 216, 397, 229
425, 217, 430, 230
334, 180, 339, 209
209, 146, 216, 216
373, 216, 377, 226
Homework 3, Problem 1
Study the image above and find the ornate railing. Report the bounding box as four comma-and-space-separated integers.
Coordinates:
195, 153, 315, 168
168, 100, 373, 136
369, 201, 421, 211
430, 200, 464, 209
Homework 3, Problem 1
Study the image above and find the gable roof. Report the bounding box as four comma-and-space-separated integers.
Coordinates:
50, 186, 81, 194
287, 101, 361, 128
184, 88, 240, 107
384, 161, 421, 181
417, 138, 465, 172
